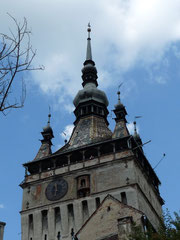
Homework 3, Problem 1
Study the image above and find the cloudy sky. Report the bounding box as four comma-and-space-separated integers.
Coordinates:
0, 0, 180, 239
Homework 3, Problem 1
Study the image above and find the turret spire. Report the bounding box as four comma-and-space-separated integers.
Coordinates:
133, 121, 138, 137
113, 90, 127, 121
86, 23, 92, 61
133, 120, 143, 151
33, 113, 54, 161
113, 89, 129, 138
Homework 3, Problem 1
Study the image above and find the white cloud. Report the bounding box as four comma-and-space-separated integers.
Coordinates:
0, 204, 4, 209
155, 76, 167, 84
61, 124, 74, 140
64, 104, 75, 114
1, 0, 180, 105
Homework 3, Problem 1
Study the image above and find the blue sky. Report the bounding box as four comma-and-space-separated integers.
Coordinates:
1, 0, 180, 239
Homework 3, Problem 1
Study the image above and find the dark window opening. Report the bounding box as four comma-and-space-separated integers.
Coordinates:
93, 105, 97, 113
77, 189, 90, 198
27, 164, 39, 175
82, 107, 86, 115
56, 156, 68, 168
121, 192, 127, 205
95, 197, 101, 209
42, 210, 48, 230
70, 151, 83, 164
28, 214, 33, 230
42, 161, 53, 172
44, 234, 47, 240
88, 105, 91, 114
68, 204, 74, 218
100, 143, 113, 155
115, 140, 127, 152
84, 148, 98, 159
82, 200, 89, 221
67, 204, 74, 226
54, 207, 61, 224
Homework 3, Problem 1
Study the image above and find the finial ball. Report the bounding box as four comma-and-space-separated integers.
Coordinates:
87, 22, 91, 32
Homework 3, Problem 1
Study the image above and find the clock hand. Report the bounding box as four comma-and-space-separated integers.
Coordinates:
54, 183, 58, 196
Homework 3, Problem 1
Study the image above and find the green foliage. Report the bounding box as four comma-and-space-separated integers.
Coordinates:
129, 210, 180, 240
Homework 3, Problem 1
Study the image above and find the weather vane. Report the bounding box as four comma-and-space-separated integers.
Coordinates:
48, 106, 51, 125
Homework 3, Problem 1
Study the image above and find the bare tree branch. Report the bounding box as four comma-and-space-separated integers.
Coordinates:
0, 14, 44, 113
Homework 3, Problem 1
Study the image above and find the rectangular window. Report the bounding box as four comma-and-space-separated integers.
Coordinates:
95, 197, 100, 209
54, 207, 61, 224
121, 192, 127, 205
28, 214, 33, 231
82, 200, 89, 222
67, 204, 74, 226
42, 210, 48, 230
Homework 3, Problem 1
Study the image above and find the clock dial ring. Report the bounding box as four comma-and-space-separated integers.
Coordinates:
45, 178, 68, 201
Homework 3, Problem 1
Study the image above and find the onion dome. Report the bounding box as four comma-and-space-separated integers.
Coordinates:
73, 82, 109, 107
42, 114, 54, 139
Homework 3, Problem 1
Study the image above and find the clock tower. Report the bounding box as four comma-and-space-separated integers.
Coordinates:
20, 25, 163, 240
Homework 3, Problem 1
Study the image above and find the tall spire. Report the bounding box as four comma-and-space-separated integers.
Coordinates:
86, 23, 92, 61
81, 23, 98, 87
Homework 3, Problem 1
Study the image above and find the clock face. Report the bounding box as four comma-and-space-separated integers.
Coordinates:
45, 179, 68, 201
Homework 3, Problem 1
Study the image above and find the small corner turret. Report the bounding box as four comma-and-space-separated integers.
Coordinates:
34, 113, 54, 161
113, 90, 127, 122
113, 90, 129, 139
133, 120, 143, 150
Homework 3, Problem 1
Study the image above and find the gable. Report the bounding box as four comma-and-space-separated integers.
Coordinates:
76, 195, 143, 240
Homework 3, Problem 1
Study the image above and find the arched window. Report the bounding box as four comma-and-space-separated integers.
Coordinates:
77, 175, 90, 198
80, 179, 86, 187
